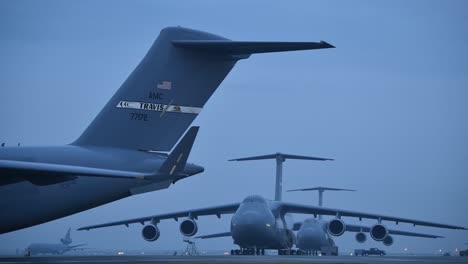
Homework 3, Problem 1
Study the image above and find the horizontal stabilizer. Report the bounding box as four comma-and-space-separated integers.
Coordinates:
69, 243, 87, 249
173, 40, 334, 55
195, 231, 232, 239
159, 126, 200, 176
229, 152, 333, 162
288, 187, 356, 192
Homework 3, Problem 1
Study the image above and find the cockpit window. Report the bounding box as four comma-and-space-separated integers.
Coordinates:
242, 195, 267, 204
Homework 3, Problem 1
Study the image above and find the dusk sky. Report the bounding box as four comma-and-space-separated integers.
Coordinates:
0, 0, 467, 254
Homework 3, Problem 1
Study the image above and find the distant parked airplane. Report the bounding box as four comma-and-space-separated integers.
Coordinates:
287, 187, 443, 255
25, 228, 86, 256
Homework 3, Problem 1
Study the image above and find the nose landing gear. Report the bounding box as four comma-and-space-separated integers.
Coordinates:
278, 249, 299, 255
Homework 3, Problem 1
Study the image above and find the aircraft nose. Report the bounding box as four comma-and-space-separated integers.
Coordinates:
297, 228, 325, 250
184, 163, 204, 176
231, 211, 274, 244
236, 211, 265, 225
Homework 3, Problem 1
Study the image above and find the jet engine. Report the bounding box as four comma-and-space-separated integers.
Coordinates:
179, 218, 198, 237
383, 235, 394, 246
370, 223, 388, 241
141, 224, 160, 241
355, 232, 367, 243
327, 218, 346, 236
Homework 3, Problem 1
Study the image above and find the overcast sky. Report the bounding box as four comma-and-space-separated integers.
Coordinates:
0, 0, 467, 255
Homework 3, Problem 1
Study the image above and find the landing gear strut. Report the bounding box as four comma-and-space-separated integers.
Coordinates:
230, 248, 265, 255
278, 249, 298, 255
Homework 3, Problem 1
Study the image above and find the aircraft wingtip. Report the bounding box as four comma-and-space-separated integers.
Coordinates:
320, 41, 335, 49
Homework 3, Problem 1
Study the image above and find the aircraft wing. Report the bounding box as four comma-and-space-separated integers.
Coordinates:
346, 224, 444, 238
195, 231, 232, 239
0, 160, 154, 186
279, 202, 467, 230
78, 203, 240, 231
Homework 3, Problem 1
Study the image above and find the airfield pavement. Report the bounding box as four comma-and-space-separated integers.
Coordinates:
0, 255, 468, 264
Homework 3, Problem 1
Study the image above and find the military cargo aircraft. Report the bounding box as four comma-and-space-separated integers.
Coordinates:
79, 194, 466, 255
289, 187, 445, 255
0, 27, 335, 234
25, 228, 86, 256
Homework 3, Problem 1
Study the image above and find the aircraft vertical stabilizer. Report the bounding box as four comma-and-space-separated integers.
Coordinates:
73, 27, 334, 151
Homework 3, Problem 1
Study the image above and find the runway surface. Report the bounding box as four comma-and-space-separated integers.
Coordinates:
0, 255, 467, 264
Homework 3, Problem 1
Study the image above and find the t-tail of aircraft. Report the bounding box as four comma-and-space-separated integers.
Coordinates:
73, 27, 334, 151
230, 153, 334, 201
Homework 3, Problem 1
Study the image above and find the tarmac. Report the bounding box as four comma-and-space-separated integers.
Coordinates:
0, 255, 467, 264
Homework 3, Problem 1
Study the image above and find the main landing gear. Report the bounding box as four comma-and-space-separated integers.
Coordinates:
278, 249, 299, 255
296, 250, 319, 255
230, 248, 265, 255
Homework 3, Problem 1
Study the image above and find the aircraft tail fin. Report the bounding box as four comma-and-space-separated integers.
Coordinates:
159, 126, 200, 177
73, 27, 238, 151
73, 27, 334, 151
60, 228, 72, 245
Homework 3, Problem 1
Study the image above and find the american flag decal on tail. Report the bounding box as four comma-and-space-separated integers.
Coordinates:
157, 81, 172, 90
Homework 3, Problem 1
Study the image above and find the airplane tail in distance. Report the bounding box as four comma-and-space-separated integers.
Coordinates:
60, 228, 72, 245
74, 27, 334, 151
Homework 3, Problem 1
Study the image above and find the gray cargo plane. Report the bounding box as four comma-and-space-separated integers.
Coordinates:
294, 218, 443, 255
288, 187, 444, 255
78, 153, 466, 255
25, 228, 86, 256
0, 27, 335, 234
79, 196, 467, 255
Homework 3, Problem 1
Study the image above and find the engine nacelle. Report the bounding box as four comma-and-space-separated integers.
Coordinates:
370, 223, 388, 241
327, 218, 346, 237
355, 232, 367, 243
383, 235, 394, 246
179, 218, 198, 237
141, 224, 160, 242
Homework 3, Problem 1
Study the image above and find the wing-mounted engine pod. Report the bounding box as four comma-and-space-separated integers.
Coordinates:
179, 218, 198, 237
141, 224, 160, 241
383, 235, 394, 246
370, 223, 388, 241
327, 218, 346, 236
355, 232, 367, 243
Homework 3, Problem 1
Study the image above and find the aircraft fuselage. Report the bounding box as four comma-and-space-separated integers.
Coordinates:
0, 145, 202, 234
296, 218, 334, 251
230, 195, 295, 249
